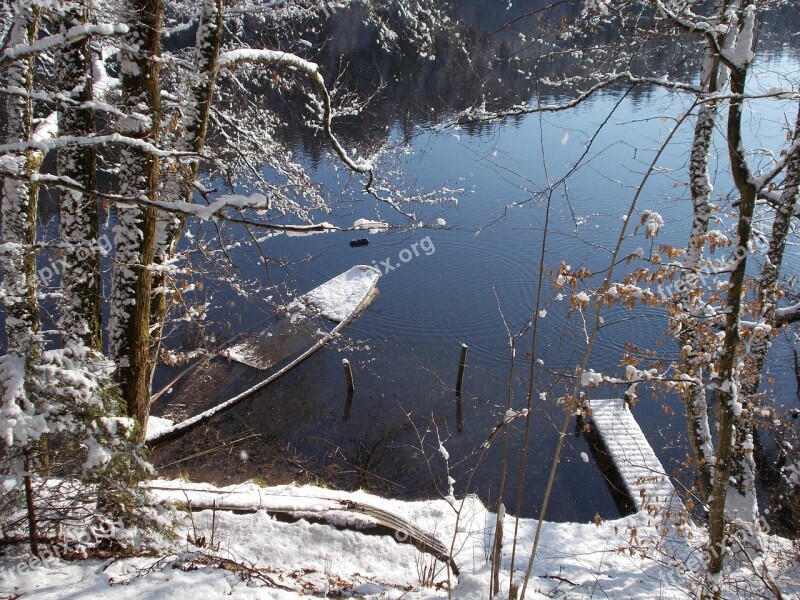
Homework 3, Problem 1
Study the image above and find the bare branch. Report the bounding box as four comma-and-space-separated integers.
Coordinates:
455, 73, 700, 125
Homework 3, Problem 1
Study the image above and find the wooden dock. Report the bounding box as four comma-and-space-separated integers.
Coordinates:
589, 398, 684, 517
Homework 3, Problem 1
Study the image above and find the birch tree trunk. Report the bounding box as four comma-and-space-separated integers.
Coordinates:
109, 0, 163, 441
149, 0, 223, 374
742, 102, 800, 399
56, 1, 101, 351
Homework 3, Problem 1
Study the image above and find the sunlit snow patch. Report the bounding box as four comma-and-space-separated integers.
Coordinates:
352, 218, 389, 233
145, 416, 175, 442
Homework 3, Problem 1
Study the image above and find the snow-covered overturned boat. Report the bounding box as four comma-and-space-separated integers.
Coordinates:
147, 265, 380, 446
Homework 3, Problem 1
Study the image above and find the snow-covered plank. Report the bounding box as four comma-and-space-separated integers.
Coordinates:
589, 398, 684, 516
292, 264, 381, 322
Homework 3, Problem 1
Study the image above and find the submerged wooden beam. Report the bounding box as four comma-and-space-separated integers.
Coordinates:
147, 266, 380, 447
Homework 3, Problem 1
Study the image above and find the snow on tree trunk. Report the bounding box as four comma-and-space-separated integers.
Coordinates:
723, 10, 760, 553
674, 43, 723, 502
743, 102, 800, 398
149, 0, 223, 375
727, 101, 800, 562
0, 3, 43, 559
1, 4, 42, 359
56, 1, 101, 351
109, 0, 163, 441
705, 21, 760, 594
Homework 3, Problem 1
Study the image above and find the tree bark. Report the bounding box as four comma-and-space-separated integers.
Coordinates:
23, 450, 40, 558
742, 102, 800, 398
675, 42, 723, 502
109, 0, 163, 440
1, 3, 43, 559
705, 32, 759, 597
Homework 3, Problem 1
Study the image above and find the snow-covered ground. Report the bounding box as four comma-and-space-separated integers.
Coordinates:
1, 480, 798, 599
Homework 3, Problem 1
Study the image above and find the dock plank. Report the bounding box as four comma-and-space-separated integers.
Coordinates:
589, 398, 684, 517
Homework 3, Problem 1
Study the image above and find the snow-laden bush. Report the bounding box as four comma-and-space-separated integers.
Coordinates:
0, 343, 169, 552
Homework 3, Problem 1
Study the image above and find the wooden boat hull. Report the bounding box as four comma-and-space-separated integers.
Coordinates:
148, 266, 380, 446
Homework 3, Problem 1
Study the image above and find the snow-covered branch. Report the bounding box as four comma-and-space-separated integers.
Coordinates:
0, 85, 132, 122
650, 0, 744, 72
218, 49, 373, 176
0, 23, 129, 71
756, 135, 800, 189
0, 167, 340, 232
0, 133, 193, 160
775, 302, 800, 324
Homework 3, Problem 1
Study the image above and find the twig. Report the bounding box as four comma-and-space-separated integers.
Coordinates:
157, 432, 260, 468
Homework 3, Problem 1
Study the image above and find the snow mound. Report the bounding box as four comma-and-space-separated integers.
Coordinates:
353, 218, 389, 233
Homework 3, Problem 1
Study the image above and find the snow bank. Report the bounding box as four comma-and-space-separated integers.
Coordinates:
2, 479, 799, 599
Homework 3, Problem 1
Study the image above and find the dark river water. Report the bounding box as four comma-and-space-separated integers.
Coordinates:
146, 5, 800, 523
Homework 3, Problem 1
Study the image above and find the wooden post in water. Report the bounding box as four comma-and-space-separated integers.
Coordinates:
455, 343, 468, 394
343, 358, 355, 393
343, 390, 354, 421
455, 393, 464, 434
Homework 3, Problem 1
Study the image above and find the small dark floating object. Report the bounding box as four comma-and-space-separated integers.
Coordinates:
350, 238, 370, 247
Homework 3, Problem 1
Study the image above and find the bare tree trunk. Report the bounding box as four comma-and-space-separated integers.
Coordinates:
149, 0, 223, 376
23, 450, 39, 558
743, 102, 800, 398
109, 0, 163, 440
56, 0, 101, 351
